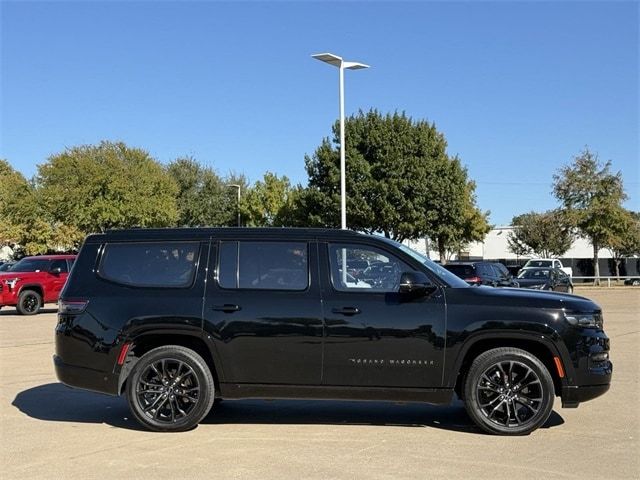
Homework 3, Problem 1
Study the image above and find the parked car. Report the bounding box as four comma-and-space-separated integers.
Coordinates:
624, 277, 640, 286
443, 261, 519, 287
522, 258, 572, 278
0, 261, 16, 272
55, 228, 611, 435
516, 267, 573, 293
0, 255, 76, 314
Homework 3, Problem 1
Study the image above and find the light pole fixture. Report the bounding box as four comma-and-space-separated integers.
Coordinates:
228, 184, 241, 227
312, 52, 369, 230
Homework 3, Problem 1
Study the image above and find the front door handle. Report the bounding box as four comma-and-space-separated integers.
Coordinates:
332, 307, 361, 316
211, 304, 241, 313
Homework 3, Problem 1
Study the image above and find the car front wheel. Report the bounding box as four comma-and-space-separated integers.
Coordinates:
17, 290, 42, 315
126, 345, 215, 432
463, 347, 555, 435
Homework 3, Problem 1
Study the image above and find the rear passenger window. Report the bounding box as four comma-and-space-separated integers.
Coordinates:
218, 241, 308, 290
100, 242, 199, 287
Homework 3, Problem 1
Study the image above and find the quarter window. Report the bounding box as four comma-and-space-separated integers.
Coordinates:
218, 241, 308, 291
329, 244, 412, 292
100, 242, 199, 287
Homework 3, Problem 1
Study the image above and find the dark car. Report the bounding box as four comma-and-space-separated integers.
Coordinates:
624, 278, 640, 286
516, 267, 573, 293
444, 261, 518, 287
55, 228, 611, 435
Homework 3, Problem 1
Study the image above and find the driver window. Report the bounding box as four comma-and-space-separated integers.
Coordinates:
328, 244, 412, 292
50, 259, 68, 273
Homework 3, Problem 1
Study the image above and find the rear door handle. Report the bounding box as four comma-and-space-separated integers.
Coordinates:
211, 304, 241, 313
332, 307, 361, 316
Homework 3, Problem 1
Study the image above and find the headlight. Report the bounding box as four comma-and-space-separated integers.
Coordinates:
530, 284, 546, 289
565, 313, 603, 329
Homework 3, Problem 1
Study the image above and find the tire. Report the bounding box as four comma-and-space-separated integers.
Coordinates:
632, 280, 640, 286
463, 347, 555, 435
16, 290, 42, 315
126, 345, 215, 432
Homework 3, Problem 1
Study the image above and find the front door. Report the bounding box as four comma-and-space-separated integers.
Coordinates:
204, 240, 324, 385
319, 242, 446, 388
46, 258, 70, 302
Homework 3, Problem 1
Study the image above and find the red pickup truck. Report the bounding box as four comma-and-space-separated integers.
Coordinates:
0, 255, 76, 315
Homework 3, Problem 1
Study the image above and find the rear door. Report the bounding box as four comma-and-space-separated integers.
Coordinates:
319, 241, 446, 388
203, 239, 324, 385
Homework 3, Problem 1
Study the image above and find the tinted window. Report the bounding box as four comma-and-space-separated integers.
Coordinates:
525, 260, 552, 268
494, 263, 510, 277
50, 259, 68, 273
218, 242, 308, 291
476, 264, 494, 276
9, 258, 50, 272
329, 244, 412, 292
100, 242, 199, 287
517, 269, 550, 280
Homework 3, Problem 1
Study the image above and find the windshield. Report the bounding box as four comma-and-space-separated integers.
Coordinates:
524, 260, 552, 268
8, 258, 51, 273
384, 240, 470, 288
517, 269, 550, 280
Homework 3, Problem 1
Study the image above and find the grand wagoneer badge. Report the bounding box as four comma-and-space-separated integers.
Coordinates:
349, 358, 438, 367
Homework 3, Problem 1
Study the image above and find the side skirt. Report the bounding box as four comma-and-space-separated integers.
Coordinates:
219, 383, 454, 405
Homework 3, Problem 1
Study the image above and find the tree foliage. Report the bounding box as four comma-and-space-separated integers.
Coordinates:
300, 110, 489, 258
507, 210, 574, 258
553, 148, 627, 283
240, 172, 296, 227
296, 110, 489, 260
167, 157, 233, 227
37, 141, 178, 233
603, 209, 640, 278
0, 159, 84, 255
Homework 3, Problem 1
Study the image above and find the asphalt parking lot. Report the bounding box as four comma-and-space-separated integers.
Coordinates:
1, 288, 638, 480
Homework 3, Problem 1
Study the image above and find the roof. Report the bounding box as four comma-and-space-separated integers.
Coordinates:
91, 227, 368, 242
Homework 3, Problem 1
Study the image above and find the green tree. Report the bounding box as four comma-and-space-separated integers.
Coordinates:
424, 155, 490, 263
301, 110, 489, 259
168, 157, 233, 227
553, 148, 627, 284
604, 209, 640, 279
37, 141, 178, 233
0, 160, 84, 254
241, 172, 296, 227
507, 210, 574, 258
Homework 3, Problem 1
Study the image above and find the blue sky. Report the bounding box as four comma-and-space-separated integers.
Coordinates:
1, 1, 638, 225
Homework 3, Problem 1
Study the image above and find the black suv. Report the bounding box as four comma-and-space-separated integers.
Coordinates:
54, 228, 611, 435
444, 261, 518, 287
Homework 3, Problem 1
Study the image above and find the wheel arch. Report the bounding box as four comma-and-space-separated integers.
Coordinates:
452, 334, 565, 399
18, 284, 44, 299
118, 332, 221, 396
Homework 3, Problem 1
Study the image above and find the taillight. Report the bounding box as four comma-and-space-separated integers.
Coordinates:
58, 299, 88, 314
465, 276, 481, 283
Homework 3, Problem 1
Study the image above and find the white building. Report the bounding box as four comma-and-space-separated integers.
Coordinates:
404, 226, 613, 262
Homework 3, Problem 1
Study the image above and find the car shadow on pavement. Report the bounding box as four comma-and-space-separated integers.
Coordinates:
0, 307, 58, 316
13, 383, 564, 434
202, 399, 564, 434
12, 383, 147, 431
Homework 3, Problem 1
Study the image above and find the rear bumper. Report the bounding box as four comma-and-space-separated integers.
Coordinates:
53, 355, 119, 396
561, 383, 611, 408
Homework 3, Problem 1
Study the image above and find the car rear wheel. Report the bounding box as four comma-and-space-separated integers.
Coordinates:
463, 347, 555, 435
17, 290, 42, 315
126, 345, 215, 432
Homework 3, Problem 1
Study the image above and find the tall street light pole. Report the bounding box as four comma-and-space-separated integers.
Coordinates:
228, 184, 241, 227
311, 53, 369, 230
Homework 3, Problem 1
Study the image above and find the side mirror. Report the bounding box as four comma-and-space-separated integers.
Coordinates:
50, 267, 63, 275
399, 271, 436, 296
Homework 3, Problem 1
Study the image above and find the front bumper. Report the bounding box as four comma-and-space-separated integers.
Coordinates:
561, 383, 611, 408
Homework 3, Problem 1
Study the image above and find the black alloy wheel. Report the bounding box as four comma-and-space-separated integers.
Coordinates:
126, 345, 215, 432
463, 347, 554, 435
17, 290, 42, 315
